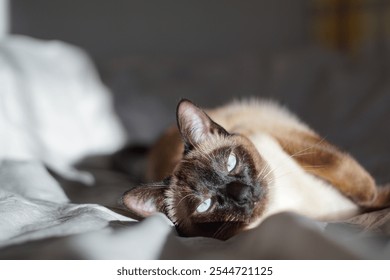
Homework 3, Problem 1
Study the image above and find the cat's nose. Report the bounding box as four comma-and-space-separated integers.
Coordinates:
226, 181, 251, 204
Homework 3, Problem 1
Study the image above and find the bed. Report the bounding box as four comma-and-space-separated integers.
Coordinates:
0, 35, 389, 259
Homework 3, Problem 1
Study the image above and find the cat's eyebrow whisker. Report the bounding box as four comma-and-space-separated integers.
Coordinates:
196, 145, 213, 162
135, 184, 167, 190
197, 142, 219, 162
176, 192, 198, 208
145, 184, 167, 188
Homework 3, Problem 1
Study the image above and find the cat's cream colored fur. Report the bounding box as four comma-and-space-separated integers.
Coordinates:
246, 132, 357, 228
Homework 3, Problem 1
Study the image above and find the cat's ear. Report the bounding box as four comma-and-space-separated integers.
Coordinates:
122, 182, 167, 218
176, 99, 229, 149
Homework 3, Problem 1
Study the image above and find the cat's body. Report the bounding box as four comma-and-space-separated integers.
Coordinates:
123, 99, 390, 240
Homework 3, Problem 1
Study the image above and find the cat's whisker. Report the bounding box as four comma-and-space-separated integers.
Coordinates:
256, 163, 271, 179
259, 166, 271, 179
258, 163, 305, 186
212, 224, 224, 239
289, 149, 315, 158
280, 162, 327, 180
258, 138, 331, 184
213, 216, 229, 239
287, 137, 327, 159
259, 158, 300, 182
301, 165, 327, 170
213, 211, 245, 239
213, 214, 234, 239
258, 139, 330, 183
259, 164, 281, 182
261, 161, 333, 189
289, 151, 317, 158
268, 170, 296, 182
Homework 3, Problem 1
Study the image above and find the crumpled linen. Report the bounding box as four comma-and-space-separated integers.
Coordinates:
0, 160, 133, 248
0, 35, 127, 182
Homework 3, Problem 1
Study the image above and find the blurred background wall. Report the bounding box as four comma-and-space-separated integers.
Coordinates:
7, 0, 390, 183
10, 0, 390, 63
10, 0, 309, 136
10, 0, 307, 62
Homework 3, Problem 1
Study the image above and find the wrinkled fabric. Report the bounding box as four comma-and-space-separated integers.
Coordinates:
1, 160, 390, 260
0, 36, 126, 183
0, 160, 133, 248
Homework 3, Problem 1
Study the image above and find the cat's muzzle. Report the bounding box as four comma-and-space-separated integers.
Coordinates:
226, 181, 259, 206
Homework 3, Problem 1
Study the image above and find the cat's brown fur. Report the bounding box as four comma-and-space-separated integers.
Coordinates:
123, 99, 390, 240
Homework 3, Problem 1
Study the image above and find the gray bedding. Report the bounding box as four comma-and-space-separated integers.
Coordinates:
1, 159, 390, 260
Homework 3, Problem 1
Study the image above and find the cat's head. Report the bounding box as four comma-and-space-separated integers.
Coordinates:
122, 99, 271, 240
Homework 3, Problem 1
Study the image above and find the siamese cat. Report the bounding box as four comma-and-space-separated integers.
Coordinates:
122, 99, 390, 240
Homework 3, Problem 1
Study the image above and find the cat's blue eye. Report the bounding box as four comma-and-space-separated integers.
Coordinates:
227, 153, 237, 172
196, 198, 212, 213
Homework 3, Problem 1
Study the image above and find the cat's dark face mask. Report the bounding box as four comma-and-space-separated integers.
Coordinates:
122, 99, 271, 240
